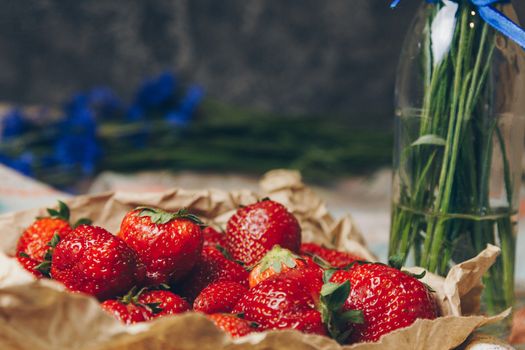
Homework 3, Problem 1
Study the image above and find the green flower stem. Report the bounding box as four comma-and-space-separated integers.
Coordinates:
390, 2, 517, 316
421, 8, 470, 270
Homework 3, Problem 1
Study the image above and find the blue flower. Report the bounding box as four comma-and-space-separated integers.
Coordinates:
165, 85, 205, 126
53, 104, 101, 175
64, 93, 90, 115
165, 110, 190, 126
88, 87, 122, 119
1, 109, 28, 139
134, 71, 177, 109
126, 104, 144, 121
65, 88, 121, 121
54, 135, 100, 175
179, 85, 205, 116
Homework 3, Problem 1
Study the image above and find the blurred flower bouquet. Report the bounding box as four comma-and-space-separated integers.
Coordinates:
0, 71, 204, 189
0, 71, 393, 188
389, 0, 525, 316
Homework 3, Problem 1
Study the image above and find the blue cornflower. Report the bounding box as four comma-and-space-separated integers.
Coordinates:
1, 109, 27, 139
65, 103, 97, 137
179, 85, 205, 115
165, 110, 190, 126
166, 85, 205, 126
54, 135, 100, 175
126, 104, 144, 121
64, 93, 90, 115
88, 87, 122, 119
134, 71, 177, 108
53, 104, 101, 175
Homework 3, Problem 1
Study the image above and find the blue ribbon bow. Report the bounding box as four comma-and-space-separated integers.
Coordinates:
390, 0, 525, 50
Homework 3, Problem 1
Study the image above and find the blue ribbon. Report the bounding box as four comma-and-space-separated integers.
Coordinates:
390, 0, 525, 50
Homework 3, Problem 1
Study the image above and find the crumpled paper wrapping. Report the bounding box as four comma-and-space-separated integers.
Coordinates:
0, 170, 507, 350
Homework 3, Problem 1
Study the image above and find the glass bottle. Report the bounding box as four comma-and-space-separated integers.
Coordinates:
389, 0, 525, 316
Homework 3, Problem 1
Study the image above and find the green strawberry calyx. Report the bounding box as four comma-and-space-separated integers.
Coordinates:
318, 269, 364, 344
39, 200, 92, 228
118, 286, 165, 315
136, 207, 204, 226
389, 254, 428, 278
251, 245, 303, 273
307, 253, 333, 270
215, 244, 246, 267
46, 200, 70, 222
31, 232, 61, 277
388, 254, 431, 287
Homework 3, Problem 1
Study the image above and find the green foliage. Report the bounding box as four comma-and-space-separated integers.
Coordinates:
137, 207, 204, 226
98, 100, 392, 184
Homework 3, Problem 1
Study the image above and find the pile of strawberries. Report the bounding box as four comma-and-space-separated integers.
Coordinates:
15, 199, 439, 344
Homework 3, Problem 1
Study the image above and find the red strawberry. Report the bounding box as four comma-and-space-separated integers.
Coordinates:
193, 281, 248, 314
232, 268, 327, 335
207, 314, 258, 338
248, 245, 318, 288
330, 263, 438, 343
137, 289, 190, 318
119, 207, 204, 285
177, 246, 248, 301
101, 288, 189, 324
101, 299, 148, 324
226, 199, 301, 267
301, 243, 363, 268
16, 201, 90, 277
203, 226, 228, 249
51, 225, 145, 300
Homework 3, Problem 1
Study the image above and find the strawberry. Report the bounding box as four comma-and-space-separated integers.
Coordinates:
51, 225, 145, 300
101, 287, 189, 324
226, 199, 301, 267
101, 299, 148, 324
119, 207, 204, 285
177, 246, 248, 301
16, 201, 90, 277
248, 245, 318, 288
301, 243, 363, 268
137, 289, 190, 318
233, 267, 364, 339
232, 268, 327, 335
207, 314, 258, 338
193, 281, 248, 314
203, 226, 228, 249
330, 263, 438, 343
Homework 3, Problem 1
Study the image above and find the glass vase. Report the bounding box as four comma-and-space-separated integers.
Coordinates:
389, 0, 525, 316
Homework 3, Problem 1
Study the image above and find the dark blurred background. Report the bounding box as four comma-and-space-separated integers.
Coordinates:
2, 1, 525, 120
0, 0, 524, 185
0, 1, 425, 124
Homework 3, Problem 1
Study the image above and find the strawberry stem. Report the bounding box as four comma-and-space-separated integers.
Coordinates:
144, 302, 163, 314
118, 286, 165, 314
318, 269, 363, 344
33, 232, 61, 277
73, 218, 93, 229
46, 200, 70, 221
136, 207, 204, 226
388, 254, 404, 270
254, 245, 302, 274
39, 201, 91, 228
